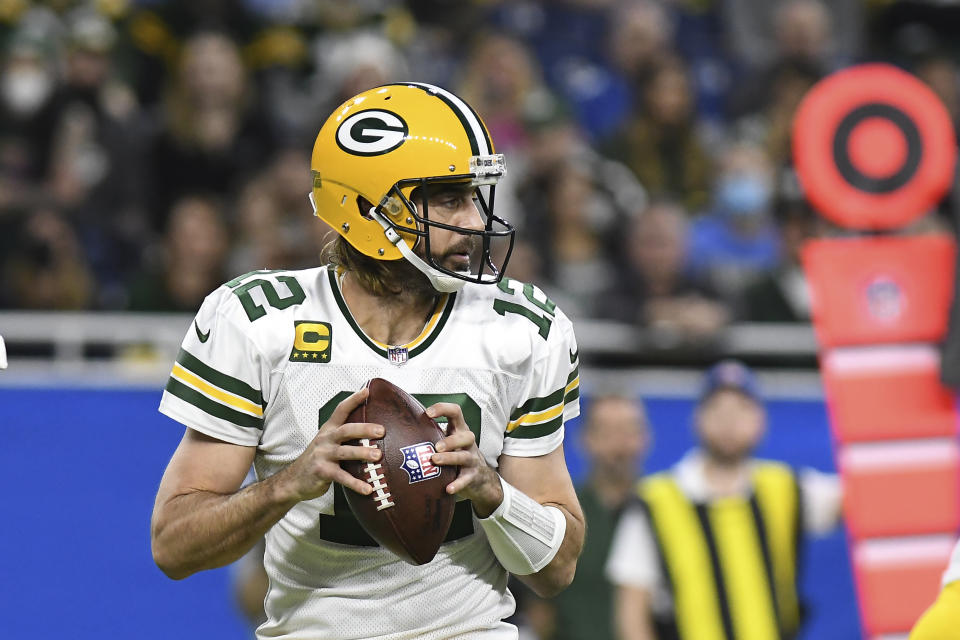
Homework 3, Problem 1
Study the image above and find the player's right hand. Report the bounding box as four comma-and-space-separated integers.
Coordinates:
278, 388, 384, 502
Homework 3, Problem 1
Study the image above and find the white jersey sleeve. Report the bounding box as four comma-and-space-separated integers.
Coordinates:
499, 279, 581, 458
158, 286, 270, 446
799, 467, 843, 536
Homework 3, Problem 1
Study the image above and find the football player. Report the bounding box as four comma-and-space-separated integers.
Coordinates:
909, 540, 960, 639
150, 83, 585, 639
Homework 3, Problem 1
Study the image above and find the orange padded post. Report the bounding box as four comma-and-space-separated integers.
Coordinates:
802, 233, 959, 635
802, 235, 955, 348
854, 536, 955, 635
840, 440, 960, 538
796, 63, 960, 639
822, 346, 958, 442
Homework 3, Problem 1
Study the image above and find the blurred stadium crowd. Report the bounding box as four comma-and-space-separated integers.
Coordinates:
0, 0, 957, 346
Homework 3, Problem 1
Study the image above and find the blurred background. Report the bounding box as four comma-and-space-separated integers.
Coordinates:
1, 0, 959, 639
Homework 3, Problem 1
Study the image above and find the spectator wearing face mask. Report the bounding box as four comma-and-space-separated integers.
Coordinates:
686, 141, 781, 304
48, 8, 139, 208
46, 8, 145, 307
739, 196, 825, 322
0, 29, 59, 217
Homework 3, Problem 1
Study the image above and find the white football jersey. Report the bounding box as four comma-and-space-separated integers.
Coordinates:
158, 266, 581, 640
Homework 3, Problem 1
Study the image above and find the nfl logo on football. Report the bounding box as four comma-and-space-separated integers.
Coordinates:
388, 346, 408, 366
400, 442, 441, 483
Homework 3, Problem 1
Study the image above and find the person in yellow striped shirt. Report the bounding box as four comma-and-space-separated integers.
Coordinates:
607, 360, 842, 640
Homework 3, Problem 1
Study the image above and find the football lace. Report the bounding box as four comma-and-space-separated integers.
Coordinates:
359, 438, 395, 511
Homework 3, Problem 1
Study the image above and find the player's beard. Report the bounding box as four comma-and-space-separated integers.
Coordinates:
327, 230, 478, 302
434, 235, 481, 276
402, 233, 480, 297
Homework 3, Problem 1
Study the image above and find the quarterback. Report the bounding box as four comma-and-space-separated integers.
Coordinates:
150, 83, 586, 639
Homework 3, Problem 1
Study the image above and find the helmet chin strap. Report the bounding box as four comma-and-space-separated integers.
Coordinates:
368, 207, 466, 293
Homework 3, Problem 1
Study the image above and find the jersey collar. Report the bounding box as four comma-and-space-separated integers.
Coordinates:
327, 267, 456, 361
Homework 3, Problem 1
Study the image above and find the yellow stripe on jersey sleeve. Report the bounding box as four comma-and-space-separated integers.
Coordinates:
171, 363, 264, 417
506, 402, 565, 433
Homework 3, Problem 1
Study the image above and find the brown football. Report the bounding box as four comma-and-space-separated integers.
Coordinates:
341, 378, 457, 565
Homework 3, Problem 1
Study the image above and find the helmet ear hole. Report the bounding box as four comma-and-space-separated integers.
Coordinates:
357, 196, 375, 219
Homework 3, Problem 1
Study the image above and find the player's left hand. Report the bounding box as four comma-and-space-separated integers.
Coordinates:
426, 402, 504, 518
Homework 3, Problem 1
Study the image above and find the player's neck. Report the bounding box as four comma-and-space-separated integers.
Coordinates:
340, 271, 440, 347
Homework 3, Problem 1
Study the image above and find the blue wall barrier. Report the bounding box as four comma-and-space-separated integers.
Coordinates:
0, 387, 859, 639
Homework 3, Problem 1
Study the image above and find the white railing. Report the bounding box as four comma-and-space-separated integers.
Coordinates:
0, 311, 818, 358
0, 312, 823, 395
0, 311, 190, 360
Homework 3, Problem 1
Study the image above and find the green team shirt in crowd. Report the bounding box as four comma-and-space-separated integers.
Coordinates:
551, 484, 624, 640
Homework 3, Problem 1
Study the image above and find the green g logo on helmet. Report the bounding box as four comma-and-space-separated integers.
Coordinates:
336, 109, 409, 157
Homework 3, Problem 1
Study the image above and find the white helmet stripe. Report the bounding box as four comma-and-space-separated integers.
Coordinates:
405, 82, 491, 156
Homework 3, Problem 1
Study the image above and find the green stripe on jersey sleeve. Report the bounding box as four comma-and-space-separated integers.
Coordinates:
165, 377, 264, 430
509, 386, 565, 422
504, 415, 563, 439
175, 347, 264, 407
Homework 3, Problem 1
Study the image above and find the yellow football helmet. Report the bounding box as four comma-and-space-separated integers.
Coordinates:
310, 82, 515, 292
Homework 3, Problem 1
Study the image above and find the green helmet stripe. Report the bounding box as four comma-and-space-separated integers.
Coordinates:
382, 82, 489, 156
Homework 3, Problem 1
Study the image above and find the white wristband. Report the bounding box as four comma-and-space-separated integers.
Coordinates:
477, 476, 566, 575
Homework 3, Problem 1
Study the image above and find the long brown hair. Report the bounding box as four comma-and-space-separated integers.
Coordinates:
322, 235, 434, 299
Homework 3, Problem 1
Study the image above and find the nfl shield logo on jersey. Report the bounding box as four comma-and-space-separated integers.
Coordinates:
388, 346, 408, 366
400, 442, 441, 484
